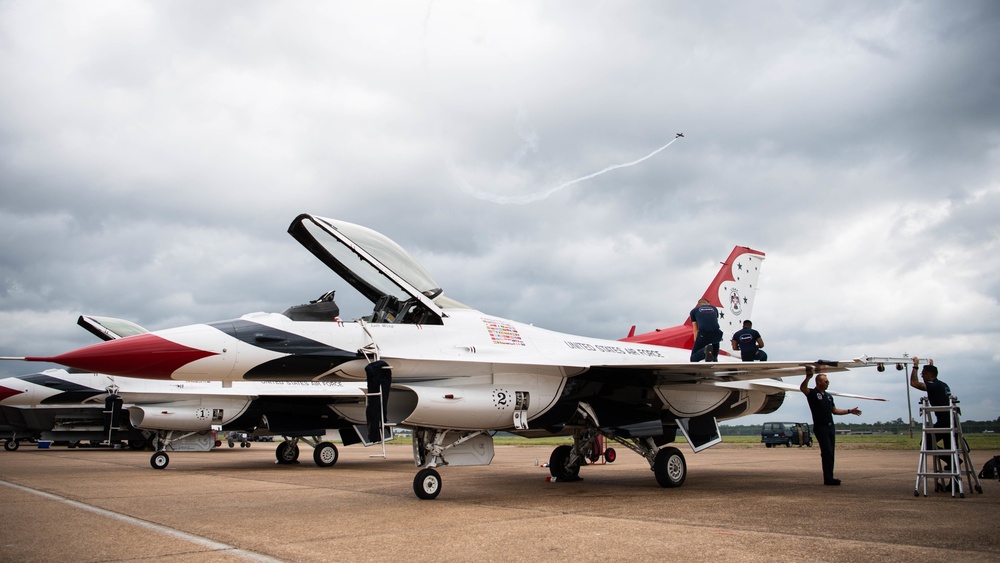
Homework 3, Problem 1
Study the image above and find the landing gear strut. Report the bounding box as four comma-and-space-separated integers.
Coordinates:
410, 427, 493, 500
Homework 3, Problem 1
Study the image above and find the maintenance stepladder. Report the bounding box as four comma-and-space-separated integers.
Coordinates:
914, 395, 983, 497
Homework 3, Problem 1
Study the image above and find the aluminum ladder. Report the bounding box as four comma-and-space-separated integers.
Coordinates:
914, 396, 982, 497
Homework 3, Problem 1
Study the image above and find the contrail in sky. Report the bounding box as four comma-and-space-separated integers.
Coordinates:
455, 135, 682, 204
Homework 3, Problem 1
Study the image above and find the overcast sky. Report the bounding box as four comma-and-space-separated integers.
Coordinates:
2, 1, 998, 427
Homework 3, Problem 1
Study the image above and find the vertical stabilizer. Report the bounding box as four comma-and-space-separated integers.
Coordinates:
621, 246, 765, 350
705, 246, 765, 337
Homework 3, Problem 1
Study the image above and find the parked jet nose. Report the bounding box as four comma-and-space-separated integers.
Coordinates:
28, 325, 232, 380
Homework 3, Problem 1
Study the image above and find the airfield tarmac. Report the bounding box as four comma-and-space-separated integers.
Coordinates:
1, 442, 998, 562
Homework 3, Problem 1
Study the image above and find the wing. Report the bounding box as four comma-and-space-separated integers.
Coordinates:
707, 376, 887, 401
117, 380, 369, 402
585, 359, 871, 386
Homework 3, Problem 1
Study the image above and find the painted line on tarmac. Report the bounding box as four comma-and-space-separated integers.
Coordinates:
0, 479, 284, 563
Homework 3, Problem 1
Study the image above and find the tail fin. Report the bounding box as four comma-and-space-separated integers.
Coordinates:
620, 246, 765, 350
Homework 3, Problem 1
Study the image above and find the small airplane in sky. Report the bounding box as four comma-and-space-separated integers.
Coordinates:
676, 133, 684, 138
6, 214, 882, 499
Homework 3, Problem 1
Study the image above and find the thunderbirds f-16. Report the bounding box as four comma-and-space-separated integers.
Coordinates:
2, 315, 384, 468
0, 367, 374, 467
5, 214, 881, 499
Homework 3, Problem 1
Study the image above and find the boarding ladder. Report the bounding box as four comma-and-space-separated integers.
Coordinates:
364, 386, 395, 459
914, 396, 982, 497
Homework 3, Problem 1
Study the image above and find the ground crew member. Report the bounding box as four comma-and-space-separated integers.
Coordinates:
801, 366, 861, 486
731, 320, 767, 361
689, 298, 722, 362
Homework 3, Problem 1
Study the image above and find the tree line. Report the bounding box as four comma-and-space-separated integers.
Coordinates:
720, 417, 1000, 436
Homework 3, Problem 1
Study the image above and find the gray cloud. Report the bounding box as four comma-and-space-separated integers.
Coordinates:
1, 1, 998, 425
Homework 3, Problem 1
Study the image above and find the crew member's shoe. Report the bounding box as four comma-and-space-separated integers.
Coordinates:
824, 479, 841, 486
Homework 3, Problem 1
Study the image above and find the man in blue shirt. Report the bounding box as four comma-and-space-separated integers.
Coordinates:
689, 298, 722, 362
801, 366, 862, 486
731, 320, 767, 361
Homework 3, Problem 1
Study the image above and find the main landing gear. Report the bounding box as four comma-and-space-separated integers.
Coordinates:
547, 429, 686, 488
274, 437, 340, 468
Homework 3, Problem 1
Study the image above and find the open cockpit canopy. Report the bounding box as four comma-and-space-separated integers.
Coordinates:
288, 214, 465, 324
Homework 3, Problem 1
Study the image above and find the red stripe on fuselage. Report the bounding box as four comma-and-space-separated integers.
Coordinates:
28, 333, 218, 380
0, 385, 25, 402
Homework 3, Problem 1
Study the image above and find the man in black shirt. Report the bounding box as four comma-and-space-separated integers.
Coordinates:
801, 366, 862, 485
910, 357, 954, 470
731, 320, 767, 361
689, 298, 722, 362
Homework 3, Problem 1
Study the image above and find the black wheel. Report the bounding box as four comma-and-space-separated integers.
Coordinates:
785, 440, 792, 448
275, 441, 300, 464
228, 442, 235, 448
654, 447, 686, 488
548, 445, 581, 481
765, 443, 772, 448
604, 447, 617, 463
4, 440, 19, 452
150, 451, 169, 470
128, 438, 147, 450
413, 468, 442, 500
313, 442, 339, 467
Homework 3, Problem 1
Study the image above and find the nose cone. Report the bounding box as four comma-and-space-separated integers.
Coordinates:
30, 333, 219, 380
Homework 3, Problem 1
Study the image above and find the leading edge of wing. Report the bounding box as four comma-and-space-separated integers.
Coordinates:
584, 359, 872, 385
118, 381, 368, 401
707, 377, 887, 402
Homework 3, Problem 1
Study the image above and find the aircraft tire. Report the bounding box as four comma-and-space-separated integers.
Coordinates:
4, 440, 19, 452
654, 447, 686, 488
313, 442, 339, 467
413, 468, 442, 500
275, 441, 300, 464
548, 445, 581, 481
150, 451, 169, 470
